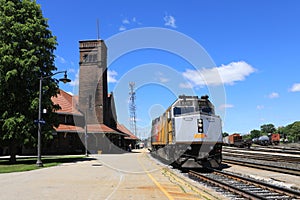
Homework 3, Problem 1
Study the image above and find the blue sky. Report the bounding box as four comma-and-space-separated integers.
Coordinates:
37, 0, 300, 138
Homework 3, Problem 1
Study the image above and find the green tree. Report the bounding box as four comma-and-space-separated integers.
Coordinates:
277, 126, 285, 135
284, 121, 300, 143
242, 134, 252, 140
0, 0, 59, 163
250, 129, 261, 139
260, 124, 276, 134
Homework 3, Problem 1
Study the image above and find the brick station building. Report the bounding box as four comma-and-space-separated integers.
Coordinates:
0, 39, 138, 156
48, 39, 138, 154
50, 90, 137, 154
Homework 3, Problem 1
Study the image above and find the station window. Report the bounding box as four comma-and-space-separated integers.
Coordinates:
83, 54, 97, 63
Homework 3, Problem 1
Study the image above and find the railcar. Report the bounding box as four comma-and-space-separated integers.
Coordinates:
223, 134, 243, 147
252, 133, 280, 146
150, 95, 223, 168
223, 133, 252, 148
269, 133, 280, 145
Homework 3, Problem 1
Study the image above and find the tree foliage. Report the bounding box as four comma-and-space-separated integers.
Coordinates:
282, 121, 300, 142
0, 0, 59, 163
260, 124, 276, 134
250, 129, 261, 139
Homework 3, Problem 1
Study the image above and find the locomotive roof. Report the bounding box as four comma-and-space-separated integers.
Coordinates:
173, 95, 212, 106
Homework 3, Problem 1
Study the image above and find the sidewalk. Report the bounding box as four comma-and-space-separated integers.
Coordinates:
0, 150, 223, 200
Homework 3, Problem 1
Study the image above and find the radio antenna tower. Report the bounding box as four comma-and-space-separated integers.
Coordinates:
129, 82, 137, 138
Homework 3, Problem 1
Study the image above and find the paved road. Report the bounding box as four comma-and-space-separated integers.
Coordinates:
0, 150, 223, 200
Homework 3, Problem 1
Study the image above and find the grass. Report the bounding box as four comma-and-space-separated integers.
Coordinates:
0, 155, 88, 173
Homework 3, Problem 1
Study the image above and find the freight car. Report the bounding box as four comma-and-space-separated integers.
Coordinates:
223, 134, 243, 147
150, 95, 223, 169
223, 134, 252, 148
268, 133, 280, 145
253, 133, 281, 146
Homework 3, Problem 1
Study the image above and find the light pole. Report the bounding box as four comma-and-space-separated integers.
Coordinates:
36, 71, 71, 167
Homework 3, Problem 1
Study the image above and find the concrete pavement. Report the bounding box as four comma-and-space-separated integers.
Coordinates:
0, 150, 223, 200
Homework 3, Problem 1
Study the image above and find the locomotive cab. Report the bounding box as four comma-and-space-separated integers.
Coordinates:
151, 95, 223, 169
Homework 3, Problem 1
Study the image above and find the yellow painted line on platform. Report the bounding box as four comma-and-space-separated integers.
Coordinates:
137, 152, 174, 200
163, 169, 216, 200
138, 151, 221, 200
147, 171, 175, 200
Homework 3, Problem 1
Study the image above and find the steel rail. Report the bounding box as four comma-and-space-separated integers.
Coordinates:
189, 170, 266, 200
223, 146, 300, 155
212, 169, 300, 198
189, 169, 300, 200
223, 157, 300, 176
222, 152, 300, 163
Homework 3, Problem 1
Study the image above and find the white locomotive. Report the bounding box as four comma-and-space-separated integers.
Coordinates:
151, 95, 223, 168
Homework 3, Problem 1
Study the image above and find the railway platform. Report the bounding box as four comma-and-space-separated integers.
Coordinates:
0, 149, 224, 200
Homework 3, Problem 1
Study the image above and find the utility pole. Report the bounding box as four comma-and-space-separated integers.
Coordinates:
129, 82, 137, 139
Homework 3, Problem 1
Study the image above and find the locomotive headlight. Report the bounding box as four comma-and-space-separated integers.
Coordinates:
187, 146, 192, 150
197, 119, 203, 133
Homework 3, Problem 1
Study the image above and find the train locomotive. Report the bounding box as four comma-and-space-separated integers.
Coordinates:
150, 95, 223, 169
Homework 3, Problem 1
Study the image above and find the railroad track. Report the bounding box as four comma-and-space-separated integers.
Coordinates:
223, 146, 300, 155
222, 147, 300, 175
189, 169, 300, 200
222, 158, 300, 176
222, 151, 300, 163
251, 146, 300, 155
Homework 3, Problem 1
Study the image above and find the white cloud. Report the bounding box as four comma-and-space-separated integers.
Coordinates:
159, 77, 169, 83
268, 92, 279, 99
257, 105, 264, 110
164, 15, 177, 28
108, 70, 118, 83
182, 61, 255, 86
179, 82, 193, 89
289, 83, 300, 92
119, 25, 126, 31
119, 17, 141, 31
56, 55, 66, 64
122, 19, 130, 24
219, 104, 234, 110
69, 70, 79, 87
68, 68, 76, 73
156, 72, 169, 83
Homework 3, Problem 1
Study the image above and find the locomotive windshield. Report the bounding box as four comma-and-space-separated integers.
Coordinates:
173, 95, 215, 116
198, 95, 215, 115
173, 106, 195, 115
